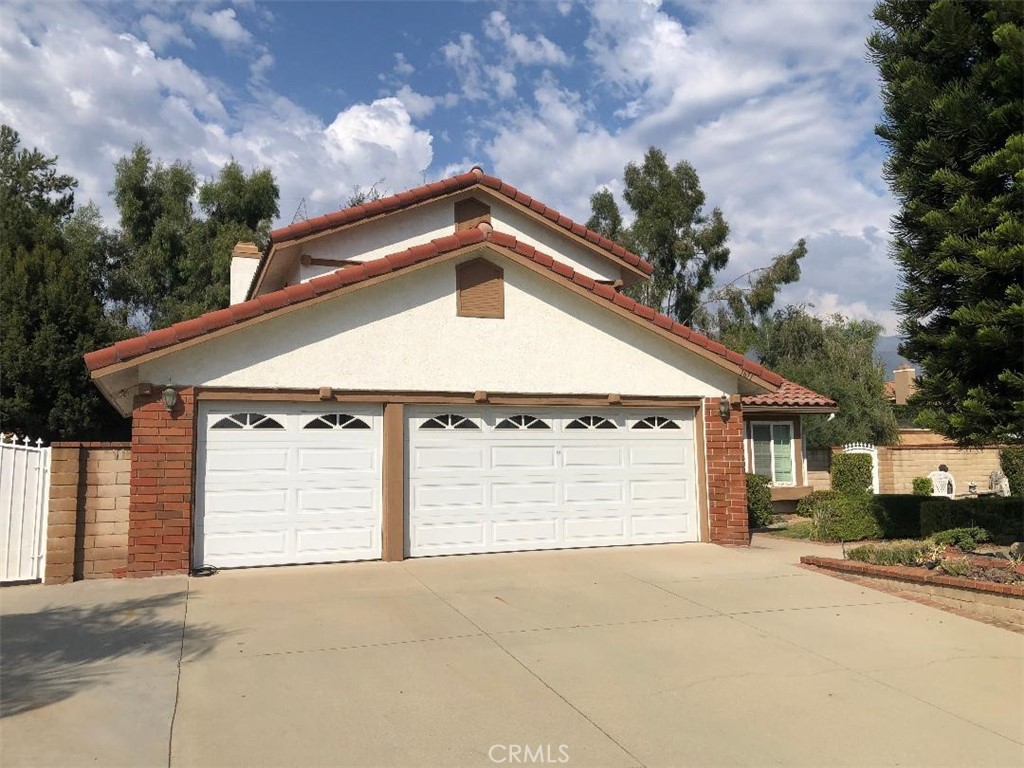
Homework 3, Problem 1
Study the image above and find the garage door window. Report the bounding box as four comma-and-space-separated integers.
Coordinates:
495, 414, 551, 430
633, 416, 681, 430
304, 414, 371, 430
420, 414, 480, 430
565, 415, 617, 430
211, 413, 285, 430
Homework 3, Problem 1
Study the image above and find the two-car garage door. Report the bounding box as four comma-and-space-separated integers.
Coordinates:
195, 403, 698, 568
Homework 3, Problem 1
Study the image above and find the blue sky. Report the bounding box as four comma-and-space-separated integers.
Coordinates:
1, 0, 900, 333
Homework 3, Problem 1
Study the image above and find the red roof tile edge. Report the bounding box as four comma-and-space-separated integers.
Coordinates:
84, 225, 787, 389
268, 168, 654, 276
741, 379, 836, 408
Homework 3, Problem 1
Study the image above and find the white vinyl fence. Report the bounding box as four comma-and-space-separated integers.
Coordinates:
0, 434, 51, 583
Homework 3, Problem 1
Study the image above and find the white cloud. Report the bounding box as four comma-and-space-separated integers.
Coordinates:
189, 7, 253, 48
483, 11, 570, 67
393, 85, 437, 119
802, 291, 901, 336
138, 14, 193, 52
0, 2, 434, 223
393, 52, 414, 77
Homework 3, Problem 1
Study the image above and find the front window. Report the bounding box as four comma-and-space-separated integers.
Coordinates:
750, 423, 794, 485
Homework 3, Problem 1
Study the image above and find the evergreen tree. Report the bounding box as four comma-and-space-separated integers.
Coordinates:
0, 126, 126, 440
869, 0, 1024, 445
110, 146, 279, 329
754, 307, 900, 449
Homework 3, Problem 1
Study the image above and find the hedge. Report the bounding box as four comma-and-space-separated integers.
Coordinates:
746, 474, 774, 528
912, 477, 932, 496
810, 492, 883, 542
1000, 447, 1024, 496
873, 495, 923, 539
830, 453, 873, 495
919, 497, 1024, 542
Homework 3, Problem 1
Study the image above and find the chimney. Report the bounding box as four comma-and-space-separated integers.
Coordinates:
893, 364, 917, 406
230, 242, 261, 305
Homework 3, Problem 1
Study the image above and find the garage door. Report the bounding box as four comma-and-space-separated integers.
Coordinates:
407, 407, 698, 556
195, 403, 382, 568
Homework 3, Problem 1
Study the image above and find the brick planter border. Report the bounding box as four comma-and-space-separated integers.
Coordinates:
800, 556, 1024, 598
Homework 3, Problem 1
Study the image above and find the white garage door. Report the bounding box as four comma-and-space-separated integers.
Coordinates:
407, 407, 698, 557
196, 403, 382, 568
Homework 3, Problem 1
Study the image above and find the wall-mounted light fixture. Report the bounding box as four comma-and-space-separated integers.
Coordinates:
718, 394, 731, 420
161, 387, 178, 413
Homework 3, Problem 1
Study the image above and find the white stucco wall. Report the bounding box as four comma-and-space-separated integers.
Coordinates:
283, 193, 627, 287
489, 198, 623, 283
139, 248, 737, 397
230, 257, 260, 305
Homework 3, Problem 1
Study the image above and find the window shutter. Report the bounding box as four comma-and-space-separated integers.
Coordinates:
456, 258, 504, 319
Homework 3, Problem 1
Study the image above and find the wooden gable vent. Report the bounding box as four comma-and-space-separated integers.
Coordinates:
456, 258, 504, 319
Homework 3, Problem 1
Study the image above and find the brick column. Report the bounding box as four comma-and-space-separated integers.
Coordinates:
128, 387, 195, 577
45, 446, 81, 583
704, 397, 749, 546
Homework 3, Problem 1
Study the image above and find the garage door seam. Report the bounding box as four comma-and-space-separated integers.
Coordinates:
402, 563, 648, 768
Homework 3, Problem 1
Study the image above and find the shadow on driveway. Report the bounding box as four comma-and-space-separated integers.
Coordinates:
0, 591, 224, 718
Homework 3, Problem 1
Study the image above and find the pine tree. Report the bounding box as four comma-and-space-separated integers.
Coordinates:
869, 0, 1024, 445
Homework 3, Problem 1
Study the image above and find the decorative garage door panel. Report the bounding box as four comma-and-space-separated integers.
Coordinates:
196, 404, 382, 568
407, 408, 698, 557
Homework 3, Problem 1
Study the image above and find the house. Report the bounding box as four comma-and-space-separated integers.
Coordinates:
83, 167, 835, 576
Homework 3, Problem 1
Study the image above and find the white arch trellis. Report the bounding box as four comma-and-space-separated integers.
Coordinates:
841, 442, 879, 494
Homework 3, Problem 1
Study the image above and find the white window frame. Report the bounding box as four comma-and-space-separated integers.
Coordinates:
747, 420, 797, 487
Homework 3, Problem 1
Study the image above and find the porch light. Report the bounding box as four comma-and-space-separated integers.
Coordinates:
161, 387, 178, 412
718, 394, 731, 420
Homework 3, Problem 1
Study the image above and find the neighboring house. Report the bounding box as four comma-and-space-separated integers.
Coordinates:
83, 167, 834, 577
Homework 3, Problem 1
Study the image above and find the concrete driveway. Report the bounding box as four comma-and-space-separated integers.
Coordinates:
2, 536, 1022, 767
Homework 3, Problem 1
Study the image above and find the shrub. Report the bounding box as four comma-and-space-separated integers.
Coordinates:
872, 495, 923, 539
920, 497, 1024, 542
928, 527, 991, 551
746, 473, 774, 528
938, 557, 972, 577
795, 490, 840, 519
1000, 447, 1024, 496
831, 453, 874, 495
847, 542, 928, 566
811, 492, 883, 542
912, 477, 932, 496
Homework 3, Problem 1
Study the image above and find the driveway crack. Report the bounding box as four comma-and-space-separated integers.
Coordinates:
166, 577, 191, 768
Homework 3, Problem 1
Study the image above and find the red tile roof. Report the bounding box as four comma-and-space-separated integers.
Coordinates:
268, 167, 654, 276
742, 379, 836, 409
84, 225, 788, 390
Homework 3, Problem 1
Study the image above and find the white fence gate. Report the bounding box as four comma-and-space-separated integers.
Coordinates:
841, 442, 879, 494
0, 435, 51, 583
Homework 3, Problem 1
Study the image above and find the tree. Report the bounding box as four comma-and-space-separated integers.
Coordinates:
752, 307, 900, 449
868, 0, 1024, 445
110, 145, 279, 329
0, 126, 126, 441
588, 148, 730, 321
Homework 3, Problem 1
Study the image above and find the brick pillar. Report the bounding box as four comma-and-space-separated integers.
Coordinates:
127, 387, 195, 577
704, 397, 749, 546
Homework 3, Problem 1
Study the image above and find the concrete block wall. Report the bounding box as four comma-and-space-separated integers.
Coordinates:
46, 442, 132, 583
878, 446, 1004, 496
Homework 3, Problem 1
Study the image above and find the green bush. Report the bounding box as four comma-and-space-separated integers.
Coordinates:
831, 453, 874, 495
795, 490, 840, 519
1000, 447, 1024, 496
847, 542, 928, 566
811, 492, 883, 542
920, 497, 1024, 542
872, 495, 923, 538
928, 527, 991, 551
938, 557, 972, 577
746, 473, 774, 528
912, 477, 932, 496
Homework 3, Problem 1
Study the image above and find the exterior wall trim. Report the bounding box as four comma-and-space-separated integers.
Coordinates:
381, 403, 405, 561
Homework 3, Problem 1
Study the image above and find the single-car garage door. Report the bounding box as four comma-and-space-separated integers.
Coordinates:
407, 407, 698, 557
195, 403, 382, 568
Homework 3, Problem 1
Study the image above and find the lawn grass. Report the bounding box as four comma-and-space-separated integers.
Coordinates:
765, 519, 813, 539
